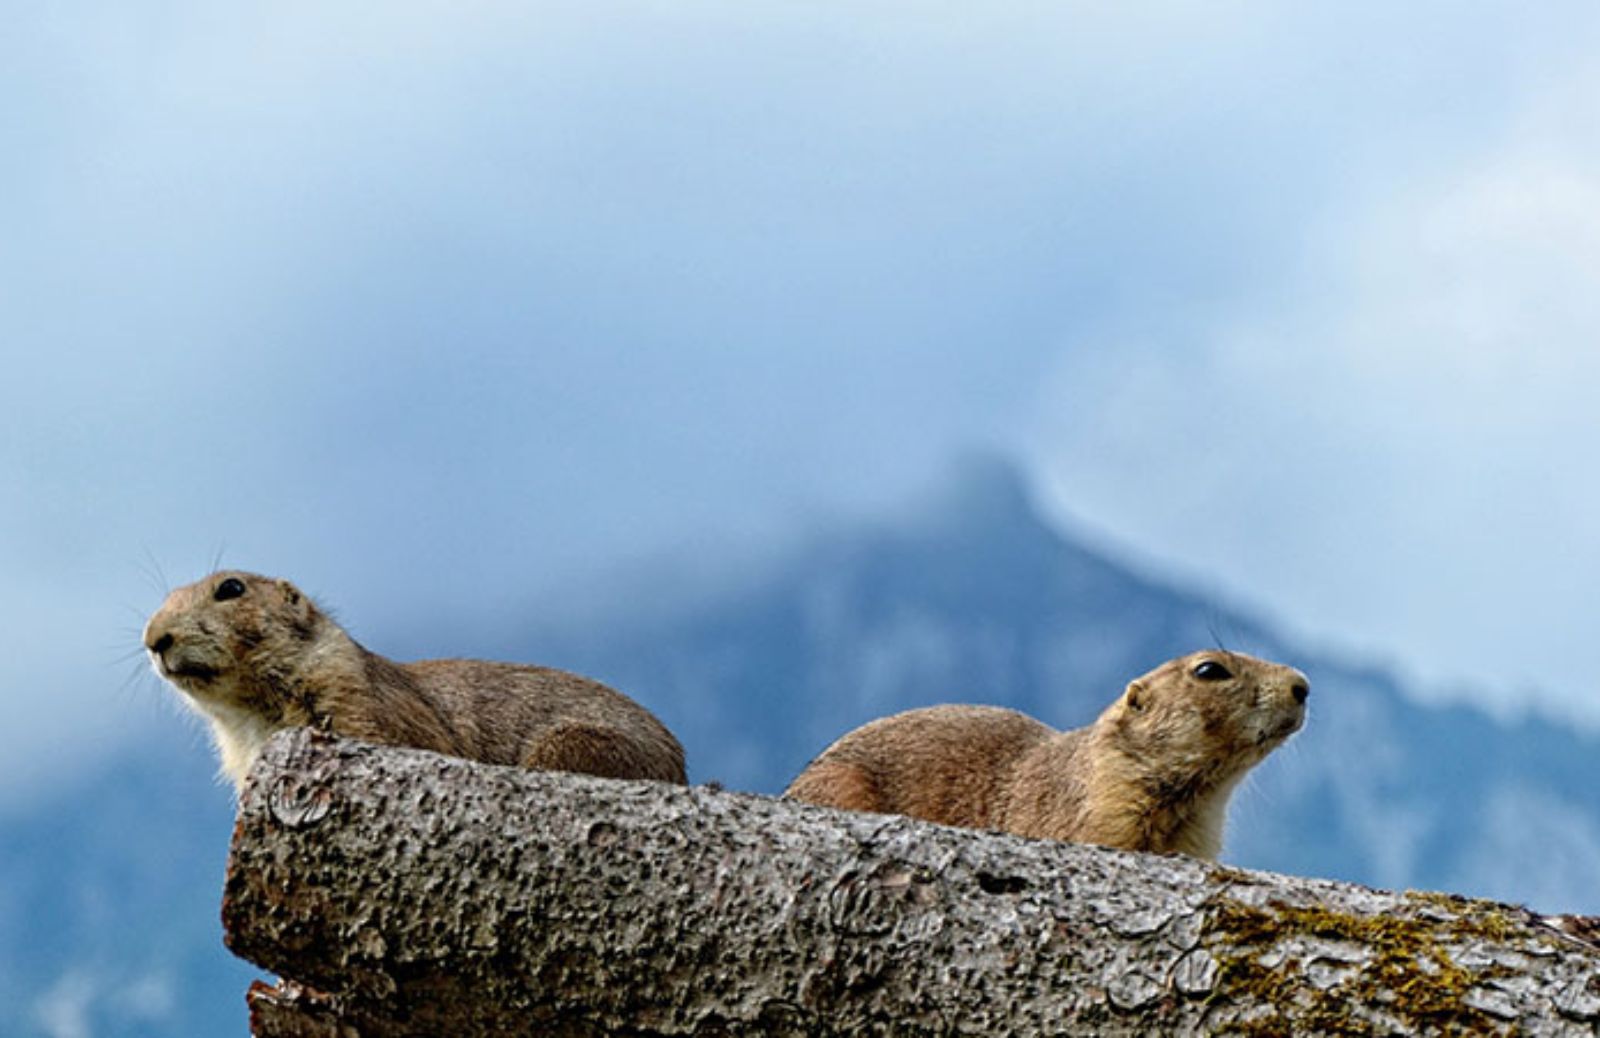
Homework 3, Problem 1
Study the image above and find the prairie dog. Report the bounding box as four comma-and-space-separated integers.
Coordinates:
144, 570, 686, 791
785, 651, 1307, 860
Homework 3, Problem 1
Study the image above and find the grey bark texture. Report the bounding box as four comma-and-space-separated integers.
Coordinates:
224, 729, 1600, 1037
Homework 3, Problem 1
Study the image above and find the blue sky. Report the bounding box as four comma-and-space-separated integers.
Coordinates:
5, 2, 1600, 803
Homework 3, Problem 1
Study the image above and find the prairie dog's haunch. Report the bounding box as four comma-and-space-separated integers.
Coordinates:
785, 651, 1307, 860
145, 570, 686, 791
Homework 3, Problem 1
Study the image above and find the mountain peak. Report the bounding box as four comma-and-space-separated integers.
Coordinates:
909, 453, 1045, 543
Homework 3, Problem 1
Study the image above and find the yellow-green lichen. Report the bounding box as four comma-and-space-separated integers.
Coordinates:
1206, 865, 1258, 888
1202, 897, 1518, 1037
1403, 890, 1521, 944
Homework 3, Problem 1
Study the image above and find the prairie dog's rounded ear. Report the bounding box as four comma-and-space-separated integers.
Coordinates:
275, 580, 310, 614
1125, 680, 1146, 712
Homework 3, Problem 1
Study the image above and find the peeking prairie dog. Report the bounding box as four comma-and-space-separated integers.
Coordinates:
144, 570, 687, 791
784, 651, 1307, 860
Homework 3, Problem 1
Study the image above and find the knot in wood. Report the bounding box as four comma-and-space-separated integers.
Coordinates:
586, 821, 620, 848
268, 774, 335, 830
828, 862, 942, 936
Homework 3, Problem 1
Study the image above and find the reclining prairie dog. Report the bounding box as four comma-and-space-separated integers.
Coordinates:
144, 570, 686, 790
785, 651, 1307, 860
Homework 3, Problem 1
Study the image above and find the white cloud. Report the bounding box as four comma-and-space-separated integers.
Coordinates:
1027, 50, 1600, 719
7, 0, 1600, 798
33, 970, 94, 1038
27, 968, 174, 1038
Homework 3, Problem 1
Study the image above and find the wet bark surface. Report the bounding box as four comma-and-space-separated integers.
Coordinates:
225, 729, 1600, 1037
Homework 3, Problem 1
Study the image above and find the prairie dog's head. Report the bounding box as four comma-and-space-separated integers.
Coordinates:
1101, 650, 1309, 782
143, 570, 327, 719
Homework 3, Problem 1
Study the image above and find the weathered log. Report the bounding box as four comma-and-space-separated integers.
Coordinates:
224, 729, 1600, 1036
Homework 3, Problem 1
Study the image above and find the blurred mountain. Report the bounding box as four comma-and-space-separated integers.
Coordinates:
7, 457, 1599, 1036
550, 458, 1600, 908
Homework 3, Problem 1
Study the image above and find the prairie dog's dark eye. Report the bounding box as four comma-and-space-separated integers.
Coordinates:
1192, 659, 1232, 681
214, 577, 247, 602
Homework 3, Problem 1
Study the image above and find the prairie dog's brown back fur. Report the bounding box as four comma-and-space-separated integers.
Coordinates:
785, 706, 1054, 827
785, 651, 1307, 860
144, 570, 686, 791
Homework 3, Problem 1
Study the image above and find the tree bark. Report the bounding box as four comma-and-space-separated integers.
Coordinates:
224, 729, 1600, 1037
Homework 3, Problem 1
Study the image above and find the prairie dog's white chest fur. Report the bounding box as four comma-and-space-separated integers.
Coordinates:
192, 699, 281, 791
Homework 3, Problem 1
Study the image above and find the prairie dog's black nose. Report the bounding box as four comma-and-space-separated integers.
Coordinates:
149, 632, 174, 655
1291, 680, 1309, 705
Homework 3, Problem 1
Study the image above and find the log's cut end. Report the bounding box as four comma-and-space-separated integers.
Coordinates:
222, 728, 1600, 1038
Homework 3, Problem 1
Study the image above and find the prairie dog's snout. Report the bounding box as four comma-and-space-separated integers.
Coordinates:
142, 583, 233, 690
1266, 667, 1310, 734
